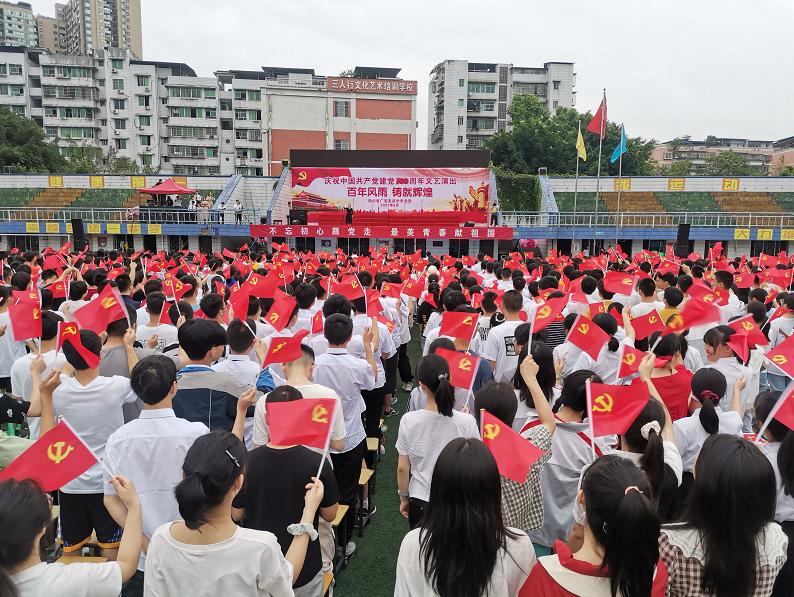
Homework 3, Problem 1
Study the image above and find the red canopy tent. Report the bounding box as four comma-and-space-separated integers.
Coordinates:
139, 178, 197, 195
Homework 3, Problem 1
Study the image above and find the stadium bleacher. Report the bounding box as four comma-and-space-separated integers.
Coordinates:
553, 192, 605, 212
655, 192, 722, 212
0, 188, 43, 207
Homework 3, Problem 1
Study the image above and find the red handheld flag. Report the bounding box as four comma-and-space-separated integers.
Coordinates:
566, 315, 610, 361
532, 295, 568, 332
435, 348, 479, 391
401, 279, 425, 299
728, 315, 768, 348
0, 421, 98, 491
380, 282, 402, 299
764, 335, 794, 379
263, 288, 297, 333
663, 298, 721, 335
267, 398, 337, 450
726, 332, 750, 364
439, 311, 478, 342
262, 329, 310, 367
311, 310, 324, 334
618, 344, 645, 378
48, 280, 67, 299
630, 309, 665, 340
603, 271, 636, 294
334, 276, 365, 301
71, 285, 128, 334
8, 300, 42, 341
481, 411, 544, 483
57, 322, 101, 368
588, 378, 650, 437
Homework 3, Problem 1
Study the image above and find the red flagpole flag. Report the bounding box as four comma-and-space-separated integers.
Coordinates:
586, 95, 607, 138
71, 284, 128, 334
439, 311, 478, 341
435, 348, 479, 391
0, 421, 98, 491
587, 378, 650, 437
532, 295, 568, 332
603, 270, 636, 294
262, 330, 310, 367
663, 297, 721, 335
729, 315, 768, 348
566, 315, 610, 361
764, 334, 794, 379
267, 398, 337, 450
334, 276, 365, 301
56, 322, 101, 368
311, 310, 324, 334
618, 344, 645, 378
481, 411, 544, 483
401, 279, 425, 299
8, 300, 42, 341
263, 288, 297, 333
630, 309, 665, 340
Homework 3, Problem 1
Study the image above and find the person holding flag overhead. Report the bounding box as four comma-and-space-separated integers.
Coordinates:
0, 286, 27, 393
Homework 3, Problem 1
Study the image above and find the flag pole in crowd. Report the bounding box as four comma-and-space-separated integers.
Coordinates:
573, 120, 588, 250
587, 89, 607, 255
612, 123, 627, 245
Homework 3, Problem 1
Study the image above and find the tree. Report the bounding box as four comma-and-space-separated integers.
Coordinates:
667, 160, 693, 176
779, 165, 794, 176
704, 135, 721, 147
0, 107, 66, 173
702, 151, 755, 176
486, 94, 656, 176
63, 142, 158, 174
771, 156, 794, 176
338, 68, 355, 77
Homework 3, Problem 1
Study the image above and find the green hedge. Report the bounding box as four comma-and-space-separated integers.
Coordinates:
494, 167, 540, 211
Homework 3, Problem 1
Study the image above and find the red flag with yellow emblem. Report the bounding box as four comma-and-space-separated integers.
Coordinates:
267, 398, 337, 450
435, 348, 479, 391
566, 315, 610, 361
8, 300, 42, 340
439, 311, 478, 342
603, 271, 636, 295
0, 420, 98, 491
587, 379, 650, 437
56, 322, 101, 368
630, 309, 665, 340
532, 295, 568, 332
262, 330, 310, 367
263, 288, 297, 333
481, 411, 544, 483
71, 284, 128, 334
764, 334, 794, 379
618, 345, 645, 378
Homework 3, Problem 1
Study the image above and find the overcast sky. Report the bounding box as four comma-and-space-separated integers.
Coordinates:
55, 0, 794, 146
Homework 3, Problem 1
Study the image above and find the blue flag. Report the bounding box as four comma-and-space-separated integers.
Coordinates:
610, 125, 627, 163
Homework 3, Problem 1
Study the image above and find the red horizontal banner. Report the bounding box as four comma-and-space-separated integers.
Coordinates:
250, 224, 513, 240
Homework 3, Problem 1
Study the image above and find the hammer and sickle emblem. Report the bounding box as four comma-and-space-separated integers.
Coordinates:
773, 355, 788, 365
175, 281, 183, 291
462, 316, 473, 326
593, 393, 614, 413
648, 315, 657, 324
483, 423, 500, 440
272, 341, 287, 354
741, 321, 753, 331
63, 325, 77, 336
298, 170, 308, 181
623, 277, 632, 285
577, 323, 589, 334
459, 358, 472, 372
268, 313, 279, 323
249, 276, 258, 285
311, 404, 329, 424
351, 280, 359, 288
669, 315, 683, 330
32, 308, 40, 320
623, 353, 636, 366
537, 306, 551, 319
100, 297, 117, 309
703, 294, 714, 303
47, 441, 74, 464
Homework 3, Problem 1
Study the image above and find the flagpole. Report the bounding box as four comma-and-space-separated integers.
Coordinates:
755, 379, 793, 444
585, 378, 596, 462
593, 89, 605, 256
315, 401, 338, 481
615, 123, 624, 247
573, 121, 580, 253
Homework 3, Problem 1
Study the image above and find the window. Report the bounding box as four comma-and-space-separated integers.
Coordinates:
136, 75, 150, 87
9, 105, 24, 116
140, 154, 153, 166
138, 115, 151, 126
0, 65, 7, 75
514, 83, 547, 96
467, 82, 495, 94
457, 116, 464, 126
60, 107, 92, 119
457, 135, 464, 144
334, 139, 350, 150
138, 95, 149, 108
234, 109, 260, 120
498, 103, 506, 119
457, 98, 464, 107
553, 80, 560, 90
111, 59, 124, 70
112, 78, 124, 91
248, 90, 260, 101
115, 138, 127, 150
553, 100, 559, 109
45, 126, 57, 136
204, 88, 216, 99
44, 106, 58, 117
139, 134, 152, 145
206, 147, 218, 157
113, 118, 126, 130
169, 87, 201, 99
498, 85, 508, 102
9, 85, 23, 96
112, 98, 125, 110
458, 78, 464, 87
60, 127, 95, 139
171, 106, 203, 118
205, 108, 216, 118
9, 64, 22, 75
333, 100, 350, 117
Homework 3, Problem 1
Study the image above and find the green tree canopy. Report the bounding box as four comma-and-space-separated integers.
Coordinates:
663, 160, 693, 176
486, 94, 656, 176
0, 107, 66, 173
702, 151, 756, 176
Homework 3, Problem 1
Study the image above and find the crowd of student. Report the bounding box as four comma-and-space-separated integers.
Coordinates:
0, 243, 792, 596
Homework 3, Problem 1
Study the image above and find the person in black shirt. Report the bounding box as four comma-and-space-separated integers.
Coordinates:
232, 386, 340, 596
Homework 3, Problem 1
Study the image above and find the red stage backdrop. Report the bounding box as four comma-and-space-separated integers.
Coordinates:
250, 224, 513, 240
290, 167, 491, 214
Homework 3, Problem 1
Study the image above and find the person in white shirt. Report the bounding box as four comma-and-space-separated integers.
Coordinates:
714, 270, 746, 323
572, 312, 635, 386
396, 354, 480, 528
767, 293, 794, 391
103, 355, 209, 585
56, 280, 89, 322
134, 291, 179, 354
144, 431, 324, 596
212, 319, 261, 386
0, 286, 27, 393
395, 437, 534, 596
630, 278, 665, 318
4, 476, 143, 597
9, 311, 67, 439
290, 283, 317, 334
482, 290, 524, 383
496, 268, 515, 292
53, 328, 139, 559
701, 324, 753, 412
313, 313, 377, 555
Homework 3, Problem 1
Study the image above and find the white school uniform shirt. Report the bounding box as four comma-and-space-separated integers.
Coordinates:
719, 290, 745, 323
395, 409, 480, 502
212, 354, 260, 387
513, 391, 538, 433
251, 382, 346, 452
12, 561, 122, 597
0, 310, 26, 377
497, 279, 514, 292
610, 292, 635, 307
53, 375, 137, 493
313, 348, 376, 452
58, 299, 89, 322
701, 356, 753, 411
552, 341, 580, 380
572, 337, 634, 385
482, 320, 522, 384
290, 307, 314, 334
673, 406, 743, 472
352, 313, 394, 387
10, 350, 68, 439
684, 346, 703, 373
103, 409, 208, 570
423, 310, 442, 336
395, 527, 534, 597
762, 442, 794, 522
630, 301, 664, 318
135, 323, 179, 353
144, 524, 294, 597
766, 316, 794, 376
421, 326, 455, 357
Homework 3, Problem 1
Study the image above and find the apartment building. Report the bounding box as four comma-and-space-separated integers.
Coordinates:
651, 137, 788, 175
0, 47, 418, 176
60, 0, 141, 58
428, 59, 576, 150
0, 2, 38, 47
35, 4, 66, 54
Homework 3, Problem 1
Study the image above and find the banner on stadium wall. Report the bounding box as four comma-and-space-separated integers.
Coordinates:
250, 224, 513, 240
290, 167, 491, 214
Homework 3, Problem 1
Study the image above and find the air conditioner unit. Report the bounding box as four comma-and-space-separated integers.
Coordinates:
111, 68, 117, 73
145, 106, 151, 111
114, 130, 120, 136
119, 90, 126, 95
144, 87, 150, 92
137, 124, 143, 130
111, 109, 118, 114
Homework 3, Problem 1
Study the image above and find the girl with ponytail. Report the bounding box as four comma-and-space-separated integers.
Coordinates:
145, 430, 326, 595
702, 324, 753, 412
572, 312, 634, 384
0, 284, 26, 393
755, 391, 794, 595
648, 332, 694, 421
522, 455, 667, 596
396, 354, 480, 529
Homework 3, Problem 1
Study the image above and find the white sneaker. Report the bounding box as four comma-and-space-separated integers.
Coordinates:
345, 541, 357, 557
401, 382, 413, 392
379, 444, 385, 456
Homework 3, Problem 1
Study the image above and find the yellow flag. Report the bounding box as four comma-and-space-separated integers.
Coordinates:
576, 125, 587, 161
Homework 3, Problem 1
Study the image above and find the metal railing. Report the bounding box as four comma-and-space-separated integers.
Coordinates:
499, 211, 794, 228
0, 206, 261, 226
